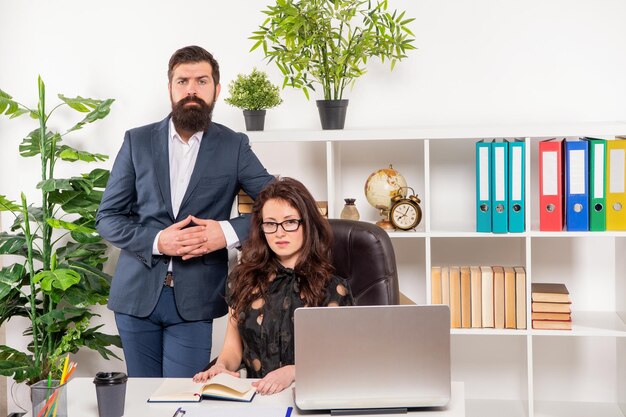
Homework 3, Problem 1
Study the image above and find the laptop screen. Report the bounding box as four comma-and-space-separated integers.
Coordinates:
294, 304, 451, 411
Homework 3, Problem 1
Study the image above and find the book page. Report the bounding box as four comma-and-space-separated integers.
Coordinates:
148, 378, 202, 402
200, 373, 255, 402
204, 373, 252, 394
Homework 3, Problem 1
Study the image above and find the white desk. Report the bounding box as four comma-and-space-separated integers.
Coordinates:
24, 378, 465, 417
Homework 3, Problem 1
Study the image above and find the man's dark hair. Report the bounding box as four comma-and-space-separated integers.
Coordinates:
168, 45, 220, 85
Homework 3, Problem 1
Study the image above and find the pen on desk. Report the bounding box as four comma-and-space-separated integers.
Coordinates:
172, 406, 186, 417
285, 406, 293, 417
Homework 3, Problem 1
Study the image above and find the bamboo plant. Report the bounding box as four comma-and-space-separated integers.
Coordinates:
0, 77, 121, 384
250, 0, 416, 100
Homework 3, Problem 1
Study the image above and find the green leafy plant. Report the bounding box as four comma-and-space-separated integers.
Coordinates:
224, 68, 283, 111
0, 77, 122, 384
250, 0, 416, 100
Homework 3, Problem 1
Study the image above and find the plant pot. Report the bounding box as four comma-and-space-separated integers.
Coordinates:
243, 110, 266, 131
316, 99, 349, 130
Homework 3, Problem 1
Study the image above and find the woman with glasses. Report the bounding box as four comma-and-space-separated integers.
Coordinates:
193, 177, 353, 395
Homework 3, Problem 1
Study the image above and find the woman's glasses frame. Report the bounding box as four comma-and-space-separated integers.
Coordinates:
261, 219, 303, 234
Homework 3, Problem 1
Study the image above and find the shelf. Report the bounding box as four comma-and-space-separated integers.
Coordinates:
247, 124, 626, 417
465, 398, 528, 417
246, 121, 626, 142
386, 230, 425, 238
530, 311, 626, 338
451, 328, 528, 336
326, 223, 626, 238
529, 231, 626, 238
449, 312, 626, 337
533, 400, 626, 417
385, 230, 626, 238
428, 231, 525, 238
363, 228, 626, 238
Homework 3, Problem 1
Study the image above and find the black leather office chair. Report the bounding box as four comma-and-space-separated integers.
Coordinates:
328, 219, 399, 305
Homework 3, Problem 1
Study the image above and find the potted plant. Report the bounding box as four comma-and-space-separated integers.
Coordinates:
224, 68, 282, 131
250, 0, 416, 129
0, 77, 122, 386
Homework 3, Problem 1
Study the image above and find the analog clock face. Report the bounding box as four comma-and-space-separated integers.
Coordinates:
391, 201, 420, 230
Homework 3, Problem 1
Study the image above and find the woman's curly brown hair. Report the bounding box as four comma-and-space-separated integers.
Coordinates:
228, 177, 334, 321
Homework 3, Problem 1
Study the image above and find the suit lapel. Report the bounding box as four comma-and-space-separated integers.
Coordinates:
178, 123, 220, 214
152, 118, 175, 221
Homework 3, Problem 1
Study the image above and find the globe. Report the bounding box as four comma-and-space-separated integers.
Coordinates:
364, 165, 407, 229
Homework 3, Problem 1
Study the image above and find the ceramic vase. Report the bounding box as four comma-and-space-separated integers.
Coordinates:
340, 198, 360, 220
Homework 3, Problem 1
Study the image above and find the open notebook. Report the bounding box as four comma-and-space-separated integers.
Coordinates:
148, 373, 255, 403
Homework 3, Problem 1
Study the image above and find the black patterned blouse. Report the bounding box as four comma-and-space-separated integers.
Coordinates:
227, 264, 354, 378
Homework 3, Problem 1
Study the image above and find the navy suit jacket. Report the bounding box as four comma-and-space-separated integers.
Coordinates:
96, 117, 273, 321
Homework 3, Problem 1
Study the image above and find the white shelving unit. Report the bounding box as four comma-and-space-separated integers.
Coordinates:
246, 122, 626, 417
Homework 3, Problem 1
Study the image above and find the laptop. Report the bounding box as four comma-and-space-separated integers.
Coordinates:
294, 304, 451, 413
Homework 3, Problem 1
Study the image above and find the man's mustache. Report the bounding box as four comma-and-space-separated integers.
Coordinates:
176, 95, 208, 108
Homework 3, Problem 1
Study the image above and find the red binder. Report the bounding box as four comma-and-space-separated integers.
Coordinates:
539, 139, 564, 231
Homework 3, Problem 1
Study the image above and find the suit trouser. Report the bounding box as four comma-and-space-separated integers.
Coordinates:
114, 286, 213, 377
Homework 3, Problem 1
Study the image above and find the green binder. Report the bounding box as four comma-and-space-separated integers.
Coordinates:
583, 137, 607, 231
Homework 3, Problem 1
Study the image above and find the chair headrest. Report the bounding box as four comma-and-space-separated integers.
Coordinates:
328, 219, 399, 305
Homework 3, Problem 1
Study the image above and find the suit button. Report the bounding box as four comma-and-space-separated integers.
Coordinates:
163, 260, 168, 264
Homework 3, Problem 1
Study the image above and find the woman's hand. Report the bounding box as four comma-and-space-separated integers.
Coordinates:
193, 363, 240, 383
252, 365, 295, 395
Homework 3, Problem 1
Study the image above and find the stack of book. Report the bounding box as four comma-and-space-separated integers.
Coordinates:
237, 190, 328, 218
531, 283, 572, 330
237, 190, 254, 214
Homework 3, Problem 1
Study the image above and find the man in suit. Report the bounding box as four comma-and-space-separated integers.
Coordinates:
96, 45, 274, 377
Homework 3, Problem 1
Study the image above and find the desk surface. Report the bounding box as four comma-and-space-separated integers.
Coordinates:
24, 378, 465, 417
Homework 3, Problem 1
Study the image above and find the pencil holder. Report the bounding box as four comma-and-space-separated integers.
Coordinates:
31, 379, 67, 417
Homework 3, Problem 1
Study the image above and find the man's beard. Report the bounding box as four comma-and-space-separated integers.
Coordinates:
171, 95, 215, 132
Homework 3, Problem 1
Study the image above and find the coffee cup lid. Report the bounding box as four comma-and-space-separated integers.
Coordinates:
93, 372, 128, 385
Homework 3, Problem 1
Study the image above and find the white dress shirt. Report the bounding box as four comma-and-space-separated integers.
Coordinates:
152, 120, 239, 262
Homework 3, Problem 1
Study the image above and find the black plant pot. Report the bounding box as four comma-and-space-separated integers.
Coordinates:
316, 99, 349, 130
243, 110, 266, 131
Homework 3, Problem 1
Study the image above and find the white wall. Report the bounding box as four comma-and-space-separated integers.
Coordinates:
1, 0, 626, 412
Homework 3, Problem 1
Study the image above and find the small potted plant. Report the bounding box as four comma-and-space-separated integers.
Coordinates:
224, 68, 282, 131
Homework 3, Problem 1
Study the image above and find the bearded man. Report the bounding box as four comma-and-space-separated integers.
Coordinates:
96, 46, 274, 377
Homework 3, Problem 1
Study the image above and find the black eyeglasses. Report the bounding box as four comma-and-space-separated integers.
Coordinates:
261, 219, 303, 234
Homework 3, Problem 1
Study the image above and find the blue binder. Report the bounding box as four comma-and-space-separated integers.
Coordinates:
507, 139, 525, 232
475, 140, 492, 232
564, 139, 589, 231
491, 140, 509, 233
